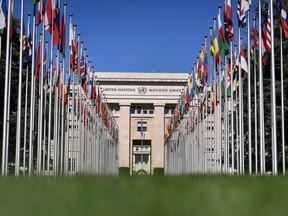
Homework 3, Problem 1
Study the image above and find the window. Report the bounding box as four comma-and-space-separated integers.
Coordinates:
130, 106, 135, 114
149, 110, 154, 114
135, 154, 149, 164
137, 107, 141, 114
171, 108, 175, 114
165, 107, 169, 114
137, 121, 147, 132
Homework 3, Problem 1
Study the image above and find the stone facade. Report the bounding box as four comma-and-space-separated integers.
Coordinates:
96, 72, 187, 174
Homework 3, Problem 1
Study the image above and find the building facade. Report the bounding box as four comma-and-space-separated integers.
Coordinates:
97, 72, 187, 175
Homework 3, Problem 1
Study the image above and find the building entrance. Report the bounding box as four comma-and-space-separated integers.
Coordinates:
132, 140, 151, 175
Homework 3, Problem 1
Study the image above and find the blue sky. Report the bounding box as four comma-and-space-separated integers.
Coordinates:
18, 0, 246, 73
67, 0, 237, 73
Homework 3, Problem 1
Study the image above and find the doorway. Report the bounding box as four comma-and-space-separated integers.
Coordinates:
132, 140, 151, 175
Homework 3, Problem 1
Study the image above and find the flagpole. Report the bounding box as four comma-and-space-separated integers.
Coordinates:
269, 0, 277, 175
213, 17, 218, 173
64, 70, 70, 175
209, 26, 213, 173
29, 5, 37, 176
15, 0, 24, 177
253, 17, 258, 174
280, 26, 285, 175
71, 23, 77, 174
238, 28, 243, 175
231, 41, 234, 174
37, 31, 44, 175
23, 63, 29, 175
42, 40, 49, 172
60, 1, 67, 175
247, 7, 252, 175
47, 3, 56, 176
236, 83, 239, 174
5, 43, 13, 176
258, 0, 265, 175
224, 56, 228, 174
1, 0, 13, 177
53, 53, 59, 175
74, 32, 80, 174
59, 60, 64, 174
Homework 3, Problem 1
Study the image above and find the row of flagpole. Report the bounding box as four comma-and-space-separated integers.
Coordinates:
0, 0, 119, 177
165, 0, 287, 175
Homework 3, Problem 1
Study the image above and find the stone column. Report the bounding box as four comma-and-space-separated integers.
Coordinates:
152, 103, 165, 174
118, 102, 131, 170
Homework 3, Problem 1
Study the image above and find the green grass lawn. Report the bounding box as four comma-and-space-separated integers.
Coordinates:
0, 175, 288, 216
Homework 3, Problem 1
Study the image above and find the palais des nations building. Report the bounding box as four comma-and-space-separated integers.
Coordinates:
97, 72, 187, 175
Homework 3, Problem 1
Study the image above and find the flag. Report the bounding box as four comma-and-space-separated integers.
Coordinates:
36, 0, 44, 26
261, 26, 268, 65
210, 33, 215, 56
74, 38, 79, 75
44, 0, 52, 33
59, 11, 65, 57
224, 0, 234, 41
265, 11, 272, 52
89, 73, 93, 101
0, 0, 7, 33
240, 45, 248, 73
31, 0, 40, 4
80, 54, 85, 81
279, 0, 288, 38
22, 21, 27, 52
69, 19, 75, 72
211, 86, 215, 112
27, 18, 32, 62
204, 48, 208, 80
198, 45, 206, 88
213, 28, 220, 67
52, 0, 60, 46
189, 71, 196, 100
97, 84, 102, 115
218, 12, 229, 59
35, 40, 41, 78
237, 0, 251, 27
253, 26, 259, 48
185, 85, 190, 108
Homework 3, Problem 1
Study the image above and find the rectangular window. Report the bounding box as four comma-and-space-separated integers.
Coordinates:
164, 107, 169, 114
137, 107, 141, 114
137, 122, 147, 132
135, 154, 149, 164
130, 106, 135, 114
149, 110, 154, 114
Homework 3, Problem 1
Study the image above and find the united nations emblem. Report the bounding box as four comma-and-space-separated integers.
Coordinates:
138, 87, 147, 94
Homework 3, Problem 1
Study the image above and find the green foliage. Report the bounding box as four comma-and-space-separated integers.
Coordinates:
241, 1, 288, 172
0, 17, 34, 170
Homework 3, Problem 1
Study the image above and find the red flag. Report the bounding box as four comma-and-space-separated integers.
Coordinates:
44, 0, 52, 33
52, 2, 60, 46
36, 0, 45, 26
265, 14, 271, 52
35, 40, 41, 78
253, 26, 258, 48
224, 0, 234, 41
69, 20, 75, 72
279, 0, 288, 38
59, 12, 65, 57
